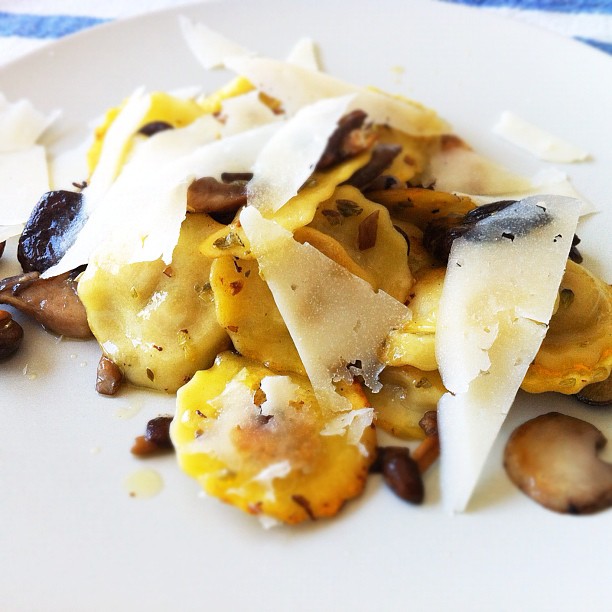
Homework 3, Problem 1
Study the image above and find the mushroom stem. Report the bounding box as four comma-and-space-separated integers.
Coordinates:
413, 410, 440, 473
412, 435, 440, 473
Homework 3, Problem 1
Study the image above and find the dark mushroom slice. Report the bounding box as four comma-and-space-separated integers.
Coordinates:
0, 268, 91, 338
18, 190, 84, 273
358, 210, 379, 251
131, 415, 174, 457
138, 121, 174, 137
343, 143, 402, 190
0, 310, 24, 359
0, 241, 5, 259
504, 412, 612, 514
569, 234, 583, 264
575, 375, 612, 407
316, 109, 376, 170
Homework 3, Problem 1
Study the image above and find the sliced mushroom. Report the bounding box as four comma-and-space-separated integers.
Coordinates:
17, 190, 84, 273
0, 309, 23, 359
0, 269, 91, 338
371, 412, 440, 506
504, 412, 612, 514
372, 446, 424, 504
186, 177, 247, 217
575, 376, 612, 407
131, 415, 174, 457
344, 143, 402, 190
138, 120, 174, 137
96, 355, 124, 395
317, 109, 375, 169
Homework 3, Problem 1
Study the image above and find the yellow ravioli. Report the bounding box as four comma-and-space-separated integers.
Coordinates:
307, 185, 413, 303
78, 214, 230, 392
522, 260, 612, 394
172, 352, 376, 524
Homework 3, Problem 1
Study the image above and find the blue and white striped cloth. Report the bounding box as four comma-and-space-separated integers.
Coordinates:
0, 0, 611, 66
443, 0, 612, 54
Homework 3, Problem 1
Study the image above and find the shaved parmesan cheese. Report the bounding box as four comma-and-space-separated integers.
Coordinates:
0, 224, 24, 243
259, 375, 300, 417
219, 90, 279, 135
435, 195, 580, 513
224, 55, 449, 136
0, 92, 59, 152
240, 206, 410, 412
494, 111, 589, 163
193, 376, 257, 464
252, 461, 292, 484
320, 408, 375, 455
529, 168, 594, 215
179, 16, 252, 69
470, 167, 595, 217
48, 137, 90, 191
180, 21, 447, 135
248, 95, 354, 213
84, 88, 151, 207
286, 38, 320, 71
426, 145, 532, 195
46, 121, 281, 277
0, 146, 50, 224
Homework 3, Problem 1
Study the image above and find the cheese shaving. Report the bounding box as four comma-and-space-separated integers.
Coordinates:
493, 111, 590, 163
286, 38, 320, 71
259, 375, 300, 417
179, 16, 252, 69
435, 195, 580, 513
84, 88, 151, 208
224, 55, 449, 136
0, 92, 59, 152
0, 224, 24, 243
425, 146, 532, 196
470, 167, 595, 217
0, 146, 49, 225
320, 408, 375, 456
179, 20, 448, 136
240, 206, 411, 412
247, 94, 354, 213
194, 376, 256, 466
45, 121, 281, 277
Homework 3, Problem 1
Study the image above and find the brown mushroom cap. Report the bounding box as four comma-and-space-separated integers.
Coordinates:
504, 412, 612, 514
0, 269, 91, 338
0, 309, 23, 359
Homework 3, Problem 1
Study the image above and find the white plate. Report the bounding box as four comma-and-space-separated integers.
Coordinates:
1, 1, 611, 610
